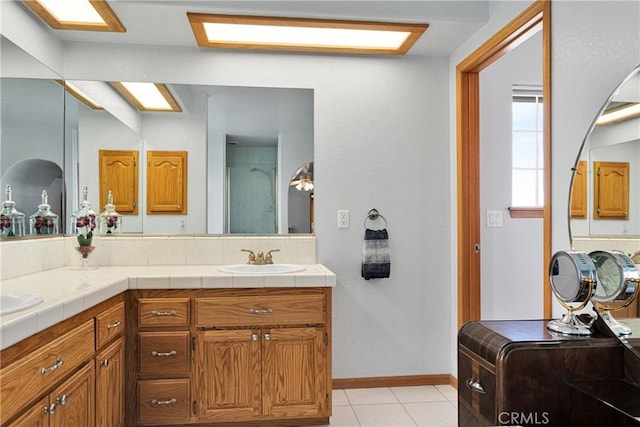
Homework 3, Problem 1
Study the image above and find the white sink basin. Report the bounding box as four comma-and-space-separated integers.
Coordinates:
219, 264, 305, 274
0, 292, 44, 315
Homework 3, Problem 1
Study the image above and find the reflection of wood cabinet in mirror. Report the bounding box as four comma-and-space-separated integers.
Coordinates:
570, 160, 587, 218
594, 161, 629, 219
570, 66, 640, 240
146, 151, 187, 215
99, 150, 139, 215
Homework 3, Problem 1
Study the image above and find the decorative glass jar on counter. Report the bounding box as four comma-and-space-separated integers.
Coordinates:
29, 190, 59, 235
0, 185, 26, 237
99, 190, 122, 235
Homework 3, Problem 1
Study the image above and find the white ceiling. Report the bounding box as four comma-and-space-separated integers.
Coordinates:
27, 0, 491, 56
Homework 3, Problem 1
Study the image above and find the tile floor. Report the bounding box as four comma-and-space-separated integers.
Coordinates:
323, 385, 458, 427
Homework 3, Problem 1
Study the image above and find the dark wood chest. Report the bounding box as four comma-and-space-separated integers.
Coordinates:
458, 319, 624, 426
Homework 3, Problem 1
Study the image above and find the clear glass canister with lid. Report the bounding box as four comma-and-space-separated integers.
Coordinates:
29, 190, 59, 235
0, 185, 26, 237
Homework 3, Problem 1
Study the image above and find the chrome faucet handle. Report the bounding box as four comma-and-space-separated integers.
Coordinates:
241, 249, 256, 264
265, 249, 280, 264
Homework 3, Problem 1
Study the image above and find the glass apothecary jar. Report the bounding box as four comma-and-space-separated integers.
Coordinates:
99, 190, 122, 235
0, 185, 26, 237
29, 190, 59, 235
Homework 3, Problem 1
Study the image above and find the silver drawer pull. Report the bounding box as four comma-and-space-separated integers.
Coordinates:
41, 357, 64, 375
466, 378, 486, 394
100, 359, 109, 367
151, 398, 177, 406
249, 308, 274, 314
151, 310, 177, 316
151, 350, 177, 357
107, 320, 121, 329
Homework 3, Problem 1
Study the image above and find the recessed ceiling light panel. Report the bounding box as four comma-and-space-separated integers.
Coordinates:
23, 0, 125, 32
111, 82, 182, 112
188, 13, 428, 55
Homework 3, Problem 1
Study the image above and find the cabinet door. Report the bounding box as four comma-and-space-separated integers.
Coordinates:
262, 327, 327, 418
99, 150, 138, 214
50, 363, 95, 427
7, 397, 50, 427
570, 160, 587, 219
147, 151, 187, 214
594, 161, 629, 219
195, 329, 261, 421
96, 337, 125, 427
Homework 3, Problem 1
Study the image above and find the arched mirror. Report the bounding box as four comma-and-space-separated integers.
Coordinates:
569, 65, 640, 243
569, 65, 640, 353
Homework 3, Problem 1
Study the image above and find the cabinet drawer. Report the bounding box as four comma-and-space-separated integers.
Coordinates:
195, 294, 325, 327
0, 320, 95, 424
139, 331, 190, 376
139, 298, 190, 327
138, 379, 190, 425
458, 350, 496, 423
96, 301, 125, 348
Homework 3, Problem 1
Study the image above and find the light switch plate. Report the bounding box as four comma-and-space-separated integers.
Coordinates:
486, 210, 503, 227
337, 210, 350, 228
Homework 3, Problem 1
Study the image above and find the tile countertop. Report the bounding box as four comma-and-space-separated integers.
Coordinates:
0, 264, 336, 350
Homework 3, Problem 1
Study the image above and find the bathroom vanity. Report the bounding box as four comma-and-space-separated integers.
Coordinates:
0, 261, 335, 427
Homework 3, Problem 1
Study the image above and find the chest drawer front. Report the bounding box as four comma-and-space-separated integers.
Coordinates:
139, 298, 190, 327
0, 320, 95, 424
195, 294, 325, 327
138, 379, 190, 425
458, 350, 496, 423
139, 331, 190, 376
96, 301, 125, 348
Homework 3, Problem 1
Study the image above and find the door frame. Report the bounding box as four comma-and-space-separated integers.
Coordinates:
456, 0, 552, 328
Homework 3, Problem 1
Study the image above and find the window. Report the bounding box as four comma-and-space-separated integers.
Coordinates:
512, 86, 544, 209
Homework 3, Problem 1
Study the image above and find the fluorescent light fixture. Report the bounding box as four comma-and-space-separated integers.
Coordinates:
23, 0, 125, 32
188, 13, 428, 55
62, 81, 103, 109
596, 103, 640, 126
111, 82, 182, 112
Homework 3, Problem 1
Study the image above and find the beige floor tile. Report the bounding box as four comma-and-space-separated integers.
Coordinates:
403, 401, 458, 427
345, 387, 398, 405
391, 385, 448, 403
333, 389, 351, 406
323, 405, 361, 426
352, 403, 417, 426
435, 384, 458, 401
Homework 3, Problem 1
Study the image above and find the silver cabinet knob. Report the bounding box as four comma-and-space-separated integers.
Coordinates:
264, 333, 271, 341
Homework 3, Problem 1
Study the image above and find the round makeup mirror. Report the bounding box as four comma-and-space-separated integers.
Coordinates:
590, 250, 640, 335
548, 251, 597, 335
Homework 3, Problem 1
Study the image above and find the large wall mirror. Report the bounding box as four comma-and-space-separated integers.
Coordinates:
2, 35, 314, 238
1, 36, 66, 236
72, 83, 313, 235
569, 65, 640, 241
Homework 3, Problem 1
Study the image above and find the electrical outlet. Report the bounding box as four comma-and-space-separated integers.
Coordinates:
337, 210, 350, 228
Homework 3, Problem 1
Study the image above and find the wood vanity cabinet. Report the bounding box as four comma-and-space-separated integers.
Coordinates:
127, 288, 332, 426
95, 301, 126, 427
0, 294, 125, 427
458, 320, 624, 426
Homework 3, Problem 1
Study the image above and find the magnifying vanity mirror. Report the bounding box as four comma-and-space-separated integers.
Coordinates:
548, 251, 597, 335
589, 250, 640, 336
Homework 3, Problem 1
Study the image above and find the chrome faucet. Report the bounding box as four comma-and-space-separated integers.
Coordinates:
241, 249, 280, 265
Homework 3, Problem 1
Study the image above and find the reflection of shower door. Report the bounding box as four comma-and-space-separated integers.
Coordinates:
225, 144, 278, 235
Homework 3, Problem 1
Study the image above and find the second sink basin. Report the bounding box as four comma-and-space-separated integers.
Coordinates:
0, 292, 44, 315
219, 264, 305, 274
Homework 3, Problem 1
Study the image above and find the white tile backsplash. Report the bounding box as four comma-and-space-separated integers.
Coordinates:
0, 235, 317, 280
